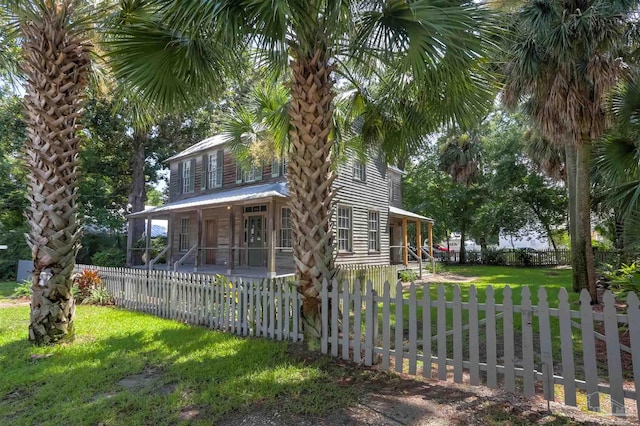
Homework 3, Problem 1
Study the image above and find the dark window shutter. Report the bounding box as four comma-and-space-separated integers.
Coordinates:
189, 158, 196, 192
201, 154, 208, 190
216, 150, 224, 188
177, 162, 183, 195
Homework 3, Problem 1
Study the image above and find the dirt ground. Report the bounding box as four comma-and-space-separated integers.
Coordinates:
217, 344, 637, 426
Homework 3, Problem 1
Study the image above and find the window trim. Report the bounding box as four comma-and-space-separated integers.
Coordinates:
207, 150, 223, 189
353, 160, 366, 182
368, 210, 380, 253
182, 160, 193, 193
336, 205, 353, 253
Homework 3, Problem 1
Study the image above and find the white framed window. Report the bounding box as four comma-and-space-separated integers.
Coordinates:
353, 160, 366, 181
179, 217, 190, 251
280, 207, 292, 250
368, 211, 380, 252
337, 206, 352, 252
236, 162, 262, 183
207, 151, 223, 188
182, 160, 193, 193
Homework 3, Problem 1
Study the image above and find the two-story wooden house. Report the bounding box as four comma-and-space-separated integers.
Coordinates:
126, 135, 434, 277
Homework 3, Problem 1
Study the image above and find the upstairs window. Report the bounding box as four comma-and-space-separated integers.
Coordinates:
205, 150, 223, 189
271, 157, 289, 177
337, 206, 352, 252
181, 160, 194, 193
353, 160, 366, 181
236, 162, 263, 183
280, 207, 292, 250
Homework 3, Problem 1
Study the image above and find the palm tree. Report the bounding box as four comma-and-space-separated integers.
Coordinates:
108, 0, 497, 346
0, 0, 93, 344
502, 0, 638, 302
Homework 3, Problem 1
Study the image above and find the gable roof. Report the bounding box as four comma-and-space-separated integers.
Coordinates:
166, 134, 228, 162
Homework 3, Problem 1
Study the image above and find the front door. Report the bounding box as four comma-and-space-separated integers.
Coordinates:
204, 219, 217, 264
246, 215, 265, 267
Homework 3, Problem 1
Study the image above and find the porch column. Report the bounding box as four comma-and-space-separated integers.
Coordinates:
227, 205, 235, 274
268, 200, 276, 278
145, 216, 152, 271
402, 218, 408, 266
167, 213, 174, 270
195, 208, 203, 272
428, 221, 433, 258
416, 220, 422, 260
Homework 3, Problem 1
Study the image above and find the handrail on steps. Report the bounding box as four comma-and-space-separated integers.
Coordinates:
406, 246, 423, 279
174, 243, 198, 272
148, 245, 170, 270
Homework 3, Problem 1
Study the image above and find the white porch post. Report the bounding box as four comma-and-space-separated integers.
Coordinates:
195, 208, 203, 272
167, 213, 174, 270
145, 216, 152, 271
268, 199, 276, 278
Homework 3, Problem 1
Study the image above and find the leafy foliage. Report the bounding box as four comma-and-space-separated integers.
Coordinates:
91, 248, 126, 267
72, 269, 103, 303
11, 281, 31, 298
398, 269, 418, 282
598, 263, 640, 295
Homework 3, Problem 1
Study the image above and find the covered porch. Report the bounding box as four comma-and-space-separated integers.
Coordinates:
127, 182, 294, 278
388, 206, 434, 274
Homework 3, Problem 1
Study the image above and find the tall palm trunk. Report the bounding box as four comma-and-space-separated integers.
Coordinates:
576, 140, 597, 303
287, 50, 337, 349
565, 144, 581, 292
22, 2, 91, 344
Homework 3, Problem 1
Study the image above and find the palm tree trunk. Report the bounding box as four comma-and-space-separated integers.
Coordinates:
576, 140, 597, 303
287, 50, 338, 349
22, 2, 91, 344
565, 144, 582, 292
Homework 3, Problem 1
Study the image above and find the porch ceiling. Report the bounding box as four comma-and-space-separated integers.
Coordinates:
128, 182, 288, 218
389, 206, 433, 223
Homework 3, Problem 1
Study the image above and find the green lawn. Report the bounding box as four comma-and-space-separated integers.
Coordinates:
0, 281, 17, 299
0, 305, 370, 425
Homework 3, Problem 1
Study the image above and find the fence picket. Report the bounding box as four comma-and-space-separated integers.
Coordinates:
381, 281, 391, 370
521, 287, 535, 397
284, 281, 291, 341
469, 286, 479, 385
364, 281, 376, 366
558, 288, 576, 406
408, 284, 418, 375
437, 284, 447, 381
342, 280, 351, 361
453, 285, 463, 384
331, 280, 339, 357
580, 290, 600, 412
276, 280, 283, 341
627, 292, 640, 416
538, 287, 554, 401
262, 280, 268, 336
503, 286, 515, 393
353, 283, 362, 364
395, 281, 404, 373
321, 280, 329, 354
603, 291, 625, 416
486, 286, 497, 388
422, 284, 432, 379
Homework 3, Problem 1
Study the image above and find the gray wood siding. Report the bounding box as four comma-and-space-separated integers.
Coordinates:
333, 153, 391, 266
169, 147, 285, 203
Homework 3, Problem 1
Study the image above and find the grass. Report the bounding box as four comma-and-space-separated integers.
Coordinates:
0, 305, 369, 425
0, 281, 17, 299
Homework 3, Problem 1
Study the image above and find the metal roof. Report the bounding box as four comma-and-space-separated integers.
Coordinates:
128, 182, 288, 218
165, 134, 228, 162
388, 206, 433, 222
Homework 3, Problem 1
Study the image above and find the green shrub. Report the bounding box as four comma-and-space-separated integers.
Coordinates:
11, 280, 31, 298
82, 287, 114, 305
91, 248, 125, 267
398, 269, 418, 282
598, 262, 640, 295
482, 248, 506, 265
73, 269, 102, 302
515, 249, 533, 266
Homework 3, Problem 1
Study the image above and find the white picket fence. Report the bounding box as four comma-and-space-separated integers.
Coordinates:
321, 280, 640, 418
76, 265, 303, 341
336, 264, 399, 297
75, 264, 639, 418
